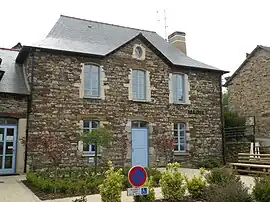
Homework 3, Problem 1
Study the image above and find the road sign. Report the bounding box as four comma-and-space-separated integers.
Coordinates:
128, 166, 147, 187
127, 187, 149, 196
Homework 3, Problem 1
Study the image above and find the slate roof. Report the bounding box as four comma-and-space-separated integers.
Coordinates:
0, 48, 29, 95
224, 45, 270, 86
18, 15, 226, 72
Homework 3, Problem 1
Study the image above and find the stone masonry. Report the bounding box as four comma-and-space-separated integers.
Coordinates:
24, 38, 223, 168
227, 48, 270, 138
0, 93, 27, 118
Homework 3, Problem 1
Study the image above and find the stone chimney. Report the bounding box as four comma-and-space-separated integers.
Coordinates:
168, 31, 187, 55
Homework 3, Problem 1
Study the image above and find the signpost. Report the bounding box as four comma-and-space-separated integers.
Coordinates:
127, 166, 149, 201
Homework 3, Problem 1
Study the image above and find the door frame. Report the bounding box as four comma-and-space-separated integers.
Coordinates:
131, 127, 149, 167
0, 125, 17, 175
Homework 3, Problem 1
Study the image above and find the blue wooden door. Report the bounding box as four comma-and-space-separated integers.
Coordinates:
0, 126, 17, 175
132, 128, 148, 167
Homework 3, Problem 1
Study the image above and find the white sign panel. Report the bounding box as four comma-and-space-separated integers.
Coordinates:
127, 187, 149, 196
0, 134, 2, 141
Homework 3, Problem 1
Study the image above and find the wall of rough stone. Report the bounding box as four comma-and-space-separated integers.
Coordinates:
0, 93, 27, 118
25, 38, 223, 168
227, 49, 270, 138
225, 142, 250, 163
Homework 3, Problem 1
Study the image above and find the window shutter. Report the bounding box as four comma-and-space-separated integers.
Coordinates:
146, 71, 151, 101
79, 64, 84, 98
78, 120, 84, 152
169, 73, 173, 103
184, 74, 190, 104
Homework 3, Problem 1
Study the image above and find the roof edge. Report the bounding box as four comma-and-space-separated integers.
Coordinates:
224, 45, 264, 87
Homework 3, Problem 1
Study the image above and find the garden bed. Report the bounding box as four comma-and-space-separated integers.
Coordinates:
23, 166, 161, 201
23, 180, 98, 201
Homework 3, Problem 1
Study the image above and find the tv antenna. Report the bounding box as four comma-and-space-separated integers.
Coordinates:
156, 9, 168, 41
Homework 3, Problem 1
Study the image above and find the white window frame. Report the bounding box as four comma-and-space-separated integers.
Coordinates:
132, 69, 147, 101
82, 120, 99, 154
83, 64, 100, 98
173, 123, 186, 152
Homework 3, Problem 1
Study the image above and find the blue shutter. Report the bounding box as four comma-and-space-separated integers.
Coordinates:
84, 64, 100, 97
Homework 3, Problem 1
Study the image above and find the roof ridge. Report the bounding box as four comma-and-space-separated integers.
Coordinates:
60, 15, 156, 34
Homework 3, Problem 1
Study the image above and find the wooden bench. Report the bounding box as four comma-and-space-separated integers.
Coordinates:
230, 153, 270, 174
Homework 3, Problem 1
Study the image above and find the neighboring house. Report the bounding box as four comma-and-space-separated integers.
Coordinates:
224, 45, 270, 142
1, 15, 227, 174
0, 47, 29, 174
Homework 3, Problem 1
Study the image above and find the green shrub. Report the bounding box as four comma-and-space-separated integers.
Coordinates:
99, 161, 124, 202
185, 169, 206, 199
134, 177, 155, 202
253, 175, 270, 202
194, 158, 221, 169
26, 168, 103, 194
205, 168, 240, 186
204, 181, 252, 202
160, 162, 186, 201
147, 168, 162, 187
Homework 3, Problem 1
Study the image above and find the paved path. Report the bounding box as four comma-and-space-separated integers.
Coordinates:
0, 175, 40, 202
0, 168, 255, 202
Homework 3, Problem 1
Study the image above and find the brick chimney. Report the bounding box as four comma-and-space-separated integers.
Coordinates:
168, 31, 187, 55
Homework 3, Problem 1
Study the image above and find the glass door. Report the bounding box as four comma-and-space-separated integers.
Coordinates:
0, 126, 17, 174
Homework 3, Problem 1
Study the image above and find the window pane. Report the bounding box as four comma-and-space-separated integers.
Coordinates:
173, 131, 178, 137
90, 144, 95, 152
174, 144, 179, 151
180, 144, 185, 151
83, 120, 90, 128
83, 143, 89, 152
92, 121, 99, 129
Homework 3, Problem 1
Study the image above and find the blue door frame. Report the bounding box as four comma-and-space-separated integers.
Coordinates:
0, 126, 17, 175
131, 128, 148, 168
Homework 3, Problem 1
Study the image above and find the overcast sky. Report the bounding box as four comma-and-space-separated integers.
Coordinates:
1, 0, 270, 75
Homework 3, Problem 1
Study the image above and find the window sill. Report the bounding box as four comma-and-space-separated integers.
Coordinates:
171, 102, 191, 105
131, 99, 151, 103
82, 153, 101, 157
174, 152, 189, 156
83, 96, 101, 100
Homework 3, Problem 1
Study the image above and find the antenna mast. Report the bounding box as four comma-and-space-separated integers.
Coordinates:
156, 9, 169, 41
164, 9, 168, 41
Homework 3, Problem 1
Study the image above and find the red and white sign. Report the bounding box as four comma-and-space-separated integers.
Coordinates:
128, 166, 147, 187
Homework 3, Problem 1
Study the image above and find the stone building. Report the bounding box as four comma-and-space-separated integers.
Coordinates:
1, 15, 227, 174
0, 48, 29, 174
224, 45, 270, 142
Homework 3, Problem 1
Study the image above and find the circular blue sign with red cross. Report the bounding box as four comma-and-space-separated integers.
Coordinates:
128, 166, 147, 187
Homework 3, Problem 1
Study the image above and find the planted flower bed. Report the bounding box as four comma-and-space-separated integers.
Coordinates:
23, 166, 162, 200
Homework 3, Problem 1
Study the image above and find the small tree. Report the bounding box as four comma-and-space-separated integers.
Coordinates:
80, 126, 112, 174
153, 133, 174, 165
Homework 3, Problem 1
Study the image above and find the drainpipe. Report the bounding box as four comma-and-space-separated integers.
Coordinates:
24, 48, 34, 173
220, 74, 226, 165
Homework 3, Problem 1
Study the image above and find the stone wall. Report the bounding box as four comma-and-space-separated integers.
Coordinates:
0, 93, 27, 118
25, 38, 223, 168
227, 49, 270, 138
